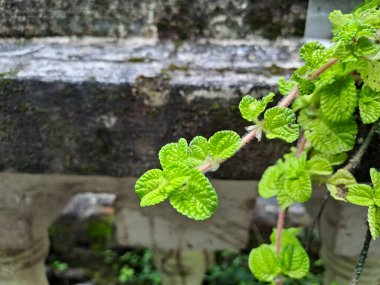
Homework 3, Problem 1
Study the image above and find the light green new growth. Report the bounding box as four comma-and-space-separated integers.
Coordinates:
170, 169, 218, 220
135, 131, 241, 220
318, 76, 357, 122
264, 107, 299, 143
359, 85, 380, 124
239, 92, 275, 122
303, 113, 357, 154
248, 244, 280, 282
249, 228, 309, 283
208, 130, 241, 159
347, 169, 380, 239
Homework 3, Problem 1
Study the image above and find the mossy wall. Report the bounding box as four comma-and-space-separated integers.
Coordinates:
0, 0, 308, 39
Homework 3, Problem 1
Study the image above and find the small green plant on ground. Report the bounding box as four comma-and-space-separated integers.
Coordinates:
135, 0, 380, 284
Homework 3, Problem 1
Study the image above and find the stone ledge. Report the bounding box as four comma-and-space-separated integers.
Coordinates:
0, 37, 302, 179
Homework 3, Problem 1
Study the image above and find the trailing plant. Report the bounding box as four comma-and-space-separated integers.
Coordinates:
135, 0, 380, 283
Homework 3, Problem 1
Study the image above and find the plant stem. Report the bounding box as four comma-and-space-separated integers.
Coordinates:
351, 225, 372, 285
197, 58, 338, 173
275, 210, 285, 285
275, 133, 307, 285
344, 122, 379, 171
276, 210, 286, 256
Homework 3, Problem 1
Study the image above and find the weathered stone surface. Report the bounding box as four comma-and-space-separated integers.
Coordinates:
0, 37, 303, 180
0, 0, 308, 39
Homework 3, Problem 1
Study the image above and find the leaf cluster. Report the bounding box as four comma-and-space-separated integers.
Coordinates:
248, 228, 309, 283
135, 131, 241, 220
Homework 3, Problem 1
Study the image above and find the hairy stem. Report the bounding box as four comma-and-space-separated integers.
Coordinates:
344, 121, 379, 171
198, 58, 338, 173
351, 225, 372, 285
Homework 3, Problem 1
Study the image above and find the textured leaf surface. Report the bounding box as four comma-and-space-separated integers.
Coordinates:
264, 107, 299, 143
187, 136, 210, 167
248, 244, 280, 282
208, 130, 241, 159
270, 228, 301, 247
347, 184, 375, 206
280, 243, 310, 279
371, 168, 380, 191
169, 170, 217, 220
278, 78, 296, 96
307, 156, 333, 175
279, 169, 312, 209
304, 113, 357, 154
370, 168, 380, 206
135, 169, 167, 207
162, 164, 191, 193
300, 41, 333, 70
359, 60, 380, 92
358, 85, 380, 124
319, 77, 357, 122
258, 165, 283, 198
159, 138, 188, 170
239, 93, 275, 122
312, 152, 348, 166
368, 205, 380, 239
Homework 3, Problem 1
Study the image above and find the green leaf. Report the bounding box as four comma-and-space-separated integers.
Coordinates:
332, 19, 377, 44
292, 95, 313, 112
357, 5, 380, 28
280, 243, 310, 279
319, 77, 357, 122
358, 84, 380, 124
278, 77, 297, 96
298, 79, 316, 96
264, 107, 300, 143
359, 60, 380, 92
291, 73, 315, 96
370, 168, 380, 191
370, 168, 380, 206
270, 228, 302, 247
208, 130, 241, 159
311, 152, 348, 166
279, 169, 312, 209
258, 165, 283, 198
162, 164, 191, 193
248, 244, 280, 282
135, 169, 168, 207
239, 93, 275, 122
187, 136, 210, 167
304, 113, 357, 154
353, 37, 380, 57
307, 156, 333, 176
326, 169, 357, 200
347, 184, 375, 206
300, 41, 334, 70
169, 169, 218, 220
329, 10, 354, 32
368, 205, 380, 239
297, 108, 315, 129
159, 138, 188, 170
270, 228, 309, 278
